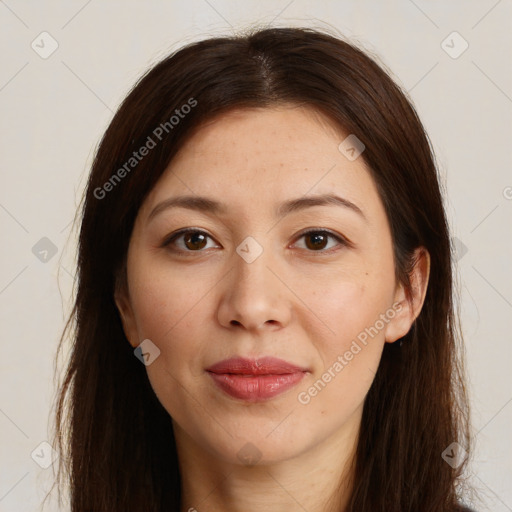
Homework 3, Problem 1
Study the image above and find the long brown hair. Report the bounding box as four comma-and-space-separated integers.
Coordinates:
51, 26, 471, 511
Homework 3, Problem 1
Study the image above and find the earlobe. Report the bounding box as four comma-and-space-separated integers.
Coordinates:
385, 247, 430, 343
114, 290, 139, 349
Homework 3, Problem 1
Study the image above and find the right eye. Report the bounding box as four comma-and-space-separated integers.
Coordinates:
162, 228, 220, 253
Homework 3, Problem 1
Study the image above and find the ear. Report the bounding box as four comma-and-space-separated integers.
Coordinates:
384, 247, 430, 343
114, 283, 139, 349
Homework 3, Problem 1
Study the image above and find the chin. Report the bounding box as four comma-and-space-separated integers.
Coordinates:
214, 436, 307, 467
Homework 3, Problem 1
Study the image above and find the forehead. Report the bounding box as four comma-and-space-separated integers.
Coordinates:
172, 105, 349, 170
141, 106, 383, 224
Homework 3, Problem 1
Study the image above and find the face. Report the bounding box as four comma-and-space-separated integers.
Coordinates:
116, 106, 424, 468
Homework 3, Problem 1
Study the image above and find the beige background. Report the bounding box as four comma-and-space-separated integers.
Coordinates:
0, 1, 511, 510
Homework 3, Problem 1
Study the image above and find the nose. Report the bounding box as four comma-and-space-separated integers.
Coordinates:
216, 245, 292, 332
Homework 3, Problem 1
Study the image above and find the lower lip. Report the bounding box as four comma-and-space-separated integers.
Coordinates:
207, 372, 306, 402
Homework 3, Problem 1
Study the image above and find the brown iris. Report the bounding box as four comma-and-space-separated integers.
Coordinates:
184, 231, 208, 250
304, 232, 328, 250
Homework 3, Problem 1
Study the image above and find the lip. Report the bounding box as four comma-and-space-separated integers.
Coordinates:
206, 357, 309, 402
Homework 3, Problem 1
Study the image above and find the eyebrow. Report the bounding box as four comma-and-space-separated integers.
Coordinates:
148, 193, 366, 222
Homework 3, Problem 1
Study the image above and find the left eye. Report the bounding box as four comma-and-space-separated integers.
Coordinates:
293, 229, 347, 252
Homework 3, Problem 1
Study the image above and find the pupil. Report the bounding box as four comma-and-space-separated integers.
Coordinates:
186, 232, 207, 250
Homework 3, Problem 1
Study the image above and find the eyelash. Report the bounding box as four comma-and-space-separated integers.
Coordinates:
161, 228, 349, 256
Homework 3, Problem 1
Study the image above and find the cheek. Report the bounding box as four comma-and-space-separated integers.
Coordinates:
295, 276, 391, 422
128, 267, 212, 419
129, 258, 209, 340
297, 260, 396, 406
304, 262, 395, 348
128, 258, 221, 393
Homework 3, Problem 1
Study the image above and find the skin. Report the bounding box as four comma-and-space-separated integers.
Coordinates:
115, 105, 430, 512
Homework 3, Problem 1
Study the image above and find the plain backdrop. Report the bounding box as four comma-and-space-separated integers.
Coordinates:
0, 1, 511, 511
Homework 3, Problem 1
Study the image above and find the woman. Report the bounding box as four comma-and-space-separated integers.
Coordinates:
52, 26, 474, 511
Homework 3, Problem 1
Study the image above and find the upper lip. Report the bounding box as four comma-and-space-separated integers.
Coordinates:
206, 356, 309, 375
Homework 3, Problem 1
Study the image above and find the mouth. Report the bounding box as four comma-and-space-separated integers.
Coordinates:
206, 356, 309, 402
